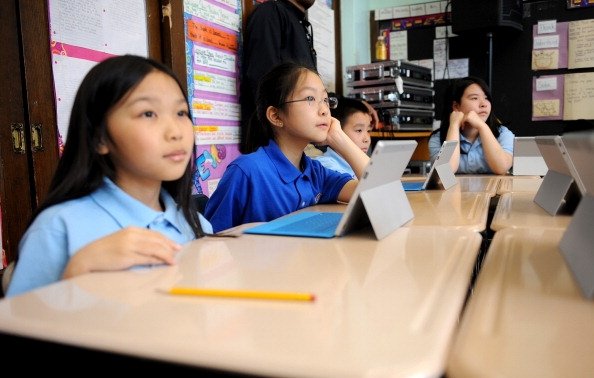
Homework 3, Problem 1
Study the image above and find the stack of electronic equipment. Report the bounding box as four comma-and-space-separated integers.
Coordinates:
346, 60, 434, 131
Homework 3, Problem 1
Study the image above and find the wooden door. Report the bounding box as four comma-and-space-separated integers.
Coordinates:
0, 0, 56, 265
0, 0, 164, 266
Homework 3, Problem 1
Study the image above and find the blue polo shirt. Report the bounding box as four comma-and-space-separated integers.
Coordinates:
6, 178, 212, 297
204, 140, 353, 232
313, 147, 356, 178
429, 125, 514, 174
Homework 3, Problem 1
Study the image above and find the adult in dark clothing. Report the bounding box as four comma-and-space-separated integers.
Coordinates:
240, 0, 317, 154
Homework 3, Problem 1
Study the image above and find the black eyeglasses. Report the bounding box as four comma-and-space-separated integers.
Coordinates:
281, 96, 338, 109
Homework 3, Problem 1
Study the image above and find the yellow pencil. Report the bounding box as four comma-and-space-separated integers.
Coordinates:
168, 286, 316, 302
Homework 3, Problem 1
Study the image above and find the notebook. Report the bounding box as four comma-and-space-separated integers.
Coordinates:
402, 140, 458, 191
533, 135, 583, 215
512, 136, 548, 176
243, 140, 417, 240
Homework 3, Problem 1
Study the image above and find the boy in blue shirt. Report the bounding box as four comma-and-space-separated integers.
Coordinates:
313, 96, 373, 178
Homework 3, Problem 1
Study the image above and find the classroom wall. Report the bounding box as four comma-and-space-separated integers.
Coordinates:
340, 0, 594, 138
340, 0, 428, 90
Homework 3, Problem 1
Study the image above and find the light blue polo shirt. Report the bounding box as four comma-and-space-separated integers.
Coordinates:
313, 147, 356, 178
429, 125, 514, 174
204, 139, 353, 233
6, 178, 212, 297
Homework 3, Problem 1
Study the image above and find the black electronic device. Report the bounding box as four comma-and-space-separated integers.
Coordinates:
346, 60, 433, 89
348, 85, 434, 110
451, 0, 523, 34
378, 107, 434, 131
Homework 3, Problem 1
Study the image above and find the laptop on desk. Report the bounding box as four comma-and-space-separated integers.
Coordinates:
534, 135, 584, 215
560, 132, 593, 196
512, 136, 548, 176
558, 130, 594, 299
403, 140, 458, 191
243, 140, 417, 240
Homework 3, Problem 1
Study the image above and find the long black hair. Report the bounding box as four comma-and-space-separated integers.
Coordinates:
437, 76, 505, 144
242, 61, 320, 153
34, 54, 205, 238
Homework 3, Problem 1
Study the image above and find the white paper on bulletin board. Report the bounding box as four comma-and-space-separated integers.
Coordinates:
564, 72, 594, 120
568, 18, 594, 69
49, 0, 148, 143
390, 30, 408, 61
434, 59, 468, 80
309, 1, 336, 91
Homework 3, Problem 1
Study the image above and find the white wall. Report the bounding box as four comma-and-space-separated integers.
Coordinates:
340, 0, 435, 90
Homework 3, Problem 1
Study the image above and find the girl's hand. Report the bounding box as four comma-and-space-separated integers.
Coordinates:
462, 110, 485, 130
362, 100, 380, 130
62, 227, 182, 279
450, 110, 465, 130
319, 116, 345, 148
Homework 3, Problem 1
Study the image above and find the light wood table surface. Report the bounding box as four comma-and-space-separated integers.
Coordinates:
491, 192, 572, 231
0, 225, 481, 377
497, 175, 543, 195
448, 227, 594, 378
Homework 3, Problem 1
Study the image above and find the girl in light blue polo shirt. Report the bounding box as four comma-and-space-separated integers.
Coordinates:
204, 62, 370, 232
6, 55, 212, 297
429, 76, 514, 175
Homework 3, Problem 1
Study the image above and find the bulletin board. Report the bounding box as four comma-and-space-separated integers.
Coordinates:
182, 0, 242, 197
532, 18, 594, 122
506, 1, 594, 135
48, 0, 149, 149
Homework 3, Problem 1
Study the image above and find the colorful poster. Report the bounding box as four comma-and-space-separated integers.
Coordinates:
183, 0, 242, 196
531, 21, 569, 70
532, 75, 564, 121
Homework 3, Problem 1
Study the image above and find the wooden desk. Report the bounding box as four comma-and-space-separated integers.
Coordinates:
405, 189, 492, 232
401, 175, 500, 197
455, 175, 501, 197
448, 227, 594, 377
0, 226, 482, 376
491, 192, 572, 231
371, 130, 431, 161
312, 188, 491, 233
497, 176, 543, 195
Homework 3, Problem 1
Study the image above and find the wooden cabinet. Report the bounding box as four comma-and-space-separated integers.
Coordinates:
0, 0, 166, 266
0, 1, 59, 265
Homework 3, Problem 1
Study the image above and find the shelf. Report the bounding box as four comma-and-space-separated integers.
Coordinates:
371, 130, 432, 138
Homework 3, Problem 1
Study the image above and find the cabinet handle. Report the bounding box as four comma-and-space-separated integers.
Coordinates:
31, 123, 44, 152
11, 123, 26, 154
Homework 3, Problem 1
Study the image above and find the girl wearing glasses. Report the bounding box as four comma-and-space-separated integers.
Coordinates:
204, 62, 370, 233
